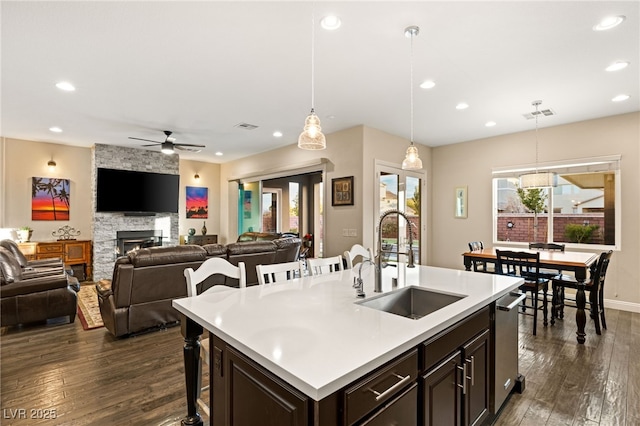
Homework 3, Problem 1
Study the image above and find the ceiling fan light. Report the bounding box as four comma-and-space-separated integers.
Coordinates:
161, 142, 175, 155
298, 110, 326, 150
402, 144, 423, 170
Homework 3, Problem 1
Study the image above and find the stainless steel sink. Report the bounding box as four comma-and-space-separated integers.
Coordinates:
356, 286, 466, 320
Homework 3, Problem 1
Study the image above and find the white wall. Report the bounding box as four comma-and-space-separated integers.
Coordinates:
430, 112, 640, 309
2, 138, 92, 241
179, 159, 221, 240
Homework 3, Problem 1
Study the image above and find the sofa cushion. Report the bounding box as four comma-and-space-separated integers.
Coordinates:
0, 273, 69, 298
274, 237, 302, 263
202, 243, 227, 257
237, 232, 282, 242
0, 247, 23, 284
128, 245, 206, 267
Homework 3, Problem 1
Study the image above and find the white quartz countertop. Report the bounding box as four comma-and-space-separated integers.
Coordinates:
172, 264, 523, 400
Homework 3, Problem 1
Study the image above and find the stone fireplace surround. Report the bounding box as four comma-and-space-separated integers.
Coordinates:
92, 144, 179, 281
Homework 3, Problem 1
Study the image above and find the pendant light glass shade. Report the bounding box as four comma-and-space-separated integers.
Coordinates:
298, 108, 326, 150
402, 144, 423, 170
298, 6, 326, 150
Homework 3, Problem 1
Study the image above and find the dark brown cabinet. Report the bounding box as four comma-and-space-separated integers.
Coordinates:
421, 308, 490, 426
186, 234, 218, 245
204, 305, 495, 426
212, 340, 309, 426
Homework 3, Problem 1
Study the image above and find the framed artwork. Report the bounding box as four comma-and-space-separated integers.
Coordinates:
32, 177, 70, 220
332, 176, 354, 206
186, 186, 208, 219
455, 186, 467, 218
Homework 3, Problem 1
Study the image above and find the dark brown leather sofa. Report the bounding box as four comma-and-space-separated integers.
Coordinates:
97, 237, 301, 337
0, 246, 79, 327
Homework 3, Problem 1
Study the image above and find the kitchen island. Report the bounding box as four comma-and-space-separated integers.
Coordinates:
172, 264, 523, 426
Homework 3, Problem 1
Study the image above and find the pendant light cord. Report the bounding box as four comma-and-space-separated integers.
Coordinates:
410, 31, 414, 144
311, 5, 316, 111
534, 100, 540, 173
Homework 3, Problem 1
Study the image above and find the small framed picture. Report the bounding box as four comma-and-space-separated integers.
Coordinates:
455, 186, 467, 218
332, 176, 354, 206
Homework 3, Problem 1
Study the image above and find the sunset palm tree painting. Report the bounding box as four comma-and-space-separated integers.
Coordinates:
186, 186, 208, 219
32, 177, 70, 220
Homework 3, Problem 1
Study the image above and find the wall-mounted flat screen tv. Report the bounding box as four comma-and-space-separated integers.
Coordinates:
96, 168, 179, 214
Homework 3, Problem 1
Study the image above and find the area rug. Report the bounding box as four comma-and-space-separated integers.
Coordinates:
77, 284, 104, 330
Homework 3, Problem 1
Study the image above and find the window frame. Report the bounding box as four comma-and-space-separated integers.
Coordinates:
492, 155, 621, 251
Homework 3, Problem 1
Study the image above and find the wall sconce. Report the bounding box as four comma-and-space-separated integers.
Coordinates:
47, 159, 57, 171
194, 173, 200, 181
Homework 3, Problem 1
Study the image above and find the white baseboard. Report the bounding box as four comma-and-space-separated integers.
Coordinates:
604, 298, 640, 313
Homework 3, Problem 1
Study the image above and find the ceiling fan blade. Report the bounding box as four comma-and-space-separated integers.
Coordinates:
141, 143, 161, 147
175, 146, 202, 152
129, 136, 162, 143
175, 143, 206, 148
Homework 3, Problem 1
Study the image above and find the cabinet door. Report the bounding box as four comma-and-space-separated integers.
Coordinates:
422, 350, 462, 426
463, 330, 490, 426
64, 241, 90, 263
222, 346, 309, 426
362, 382, 418, 426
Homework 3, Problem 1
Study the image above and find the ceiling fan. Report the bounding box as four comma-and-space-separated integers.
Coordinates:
128, 130, 205, 154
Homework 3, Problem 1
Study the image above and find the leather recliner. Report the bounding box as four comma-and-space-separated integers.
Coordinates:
0, 239, 64, 274
0, 247, 79, 327
97, 238, 302, 337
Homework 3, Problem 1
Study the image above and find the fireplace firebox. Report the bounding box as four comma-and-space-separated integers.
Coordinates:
116, 230, 163, 257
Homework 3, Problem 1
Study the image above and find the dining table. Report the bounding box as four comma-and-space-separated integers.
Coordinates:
462, 246, 599, 344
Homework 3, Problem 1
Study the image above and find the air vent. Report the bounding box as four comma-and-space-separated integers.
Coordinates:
522, 108, 556, 120
234, 122, 259, 130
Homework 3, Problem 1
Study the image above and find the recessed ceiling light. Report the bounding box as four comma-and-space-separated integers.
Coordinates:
606, 61, 630, 72
485, 121, 497, 127
273, 131, 283, 137
320, 15, 341, 30
612, 94, 630, 102
420, 80, 435, 89
593, 15, 626, 31
49, 126, 63, 133
215, 151, 223, 156
55, 81, 76, 91
456, 103, 469, 110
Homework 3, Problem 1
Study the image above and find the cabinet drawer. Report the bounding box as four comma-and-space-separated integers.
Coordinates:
36, 243, 63, 255
344, 349, 418, 426
361, 382, 418, 425
422, 306, 490, 372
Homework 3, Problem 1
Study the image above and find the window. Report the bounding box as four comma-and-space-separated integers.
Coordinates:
492, 156, 620, 249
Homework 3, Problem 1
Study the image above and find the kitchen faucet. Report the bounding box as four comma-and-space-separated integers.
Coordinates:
353, 258, 376, 298
375, 210, 416, 292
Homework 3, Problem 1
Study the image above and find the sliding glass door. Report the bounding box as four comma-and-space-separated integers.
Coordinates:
376, 164, 425, 264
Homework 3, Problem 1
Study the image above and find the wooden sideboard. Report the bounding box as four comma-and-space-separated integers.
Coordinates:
18, 240, 92, 281
185, 234, 218, 245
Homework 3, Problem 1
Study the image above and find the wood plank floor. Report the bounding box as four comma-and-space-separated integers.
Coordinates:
1, 305, 638, 425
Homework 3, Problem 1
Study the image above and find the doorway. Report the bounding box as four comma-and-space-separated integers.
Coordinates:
375, 163, 425, 264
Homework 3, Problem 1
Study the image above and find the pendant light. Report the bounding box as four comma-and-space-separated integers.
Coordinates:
519, 100, 557, 188
402, 26, 423, 170
298, 6, 326, 150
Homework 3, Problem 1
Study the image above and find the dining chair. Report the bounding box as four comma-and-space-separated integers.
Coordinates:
256, 260, 304, 285
307, 255, 343, 276
467, 241, 492, 273
343, 244, 373, 269
528, 242, 566, 302
183, 257, 247, 416
551, 250, 612, 335
495, 249, 549, 336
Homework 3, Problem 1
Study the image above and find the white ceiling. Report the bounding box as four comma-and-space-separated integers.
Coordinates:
2, 1, 638, 163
